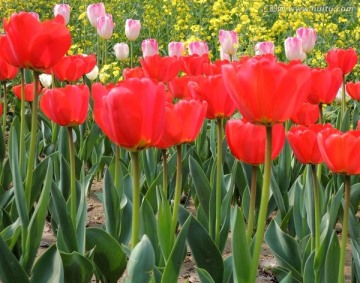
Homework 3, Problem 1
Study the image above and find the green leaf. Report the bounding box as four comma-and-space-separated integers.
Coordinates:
0, 127, 5, 163
178, 206, 224, 283
157, 188, 173, 261
196, 268, 215, 283
85, 228, 127, 283
161, 216, 191, 283
279, 272, 293, 283
303, 251, 315, 283
0, 236, 29, 283
60, 251, 93, 283
103, 169, 120, 238
223, 256, 233, 283
325, 231, 340, 283
124, 235, 155, 283
31, 245, 64, 283
231, 206, 251, 283
0, 218, 21, 250
271, 171, 287, 220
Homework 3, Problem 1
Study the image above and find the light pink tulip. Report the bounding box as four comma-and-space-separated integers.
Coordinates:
125, 19, 141, 41
114, 43, 129, 60
296, 27, 317, 53
254, 41, 275, 55
188, 41, 209, 56
87, 3, 106, 27
168, 41, 186, 57
141, 39, 159, 58
220, 48, 231, 61
54, 4, 71, 25
29, 12, 40, 21
284, 37, 306, 61
96, 13, 114, 40
218, 30, 238, 55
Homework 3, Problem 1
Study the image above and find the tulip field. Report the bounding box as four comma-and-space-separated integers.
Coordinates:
1, 1, 360, 283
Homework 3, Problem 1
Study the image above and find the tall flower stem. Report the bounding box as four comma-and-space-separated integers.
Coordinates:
317, 105, 323, 181
103, 39, 107, 65
19, 68, 26, 171
171, 145, 182, 237
215, 118, 224, 246
311, 164, 321, 283
2, 82, 7, 134
246, 165, 258, 244
114, 145, 120, 191
130, 41, 134, 68
162, 149, 168, 198
341, 75, 346, 122
249, 125, 272, 283
130, 150, 140, 249
68, 127, 77, 227
24, 71, 40, 208
338, 174, 350, 283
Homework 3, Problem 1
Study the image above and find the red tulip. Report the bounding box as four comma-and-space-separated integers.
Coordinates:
346, 82, 360, 101
325, 48, 358, 75
139, 54, 182, 83
156, 99, 207, 149
188, 74, 236, 119
307, 67, 343, 105
287, 124, 332, 164
168, 76, 193, 100
40, 85, 89, 127
180, 54, 211, 76
12, 82, 42, 102
0, 56, 18, 81
225, 119, 285, 165
123, 67, 145, 80
0, 12, 71, 71
290, 102, 319, 126
92, 78, 166, 151
222, 56, 311, 125
318, 128, 360, 175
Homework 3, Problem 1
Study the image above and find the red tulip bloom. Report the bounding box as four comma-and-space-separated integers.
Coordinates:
40, 85, 89, 127
346, 82, 360, 101
307, 67, 343, 105
222, 56, 311, 125
92, 78, 166, 151
290, 102, 319, 126
168, 76, 193, 100
180, 54, 211, 76
0, 12, 71, 71
226, 119, 285, 165
188, 74, 236, 119
325, 48, 358, 75
139, 54, 182, 83
0, 56, 18, 81
287, 124, 332, 164
123, 67, 145, 80
12, 82, 42, 102
318, 128, 360, 175
156, 99, 207, 149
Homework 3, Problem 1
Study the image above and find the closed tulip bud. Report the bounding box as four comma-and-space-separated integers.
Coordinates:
86, 65, 99, 81
188, 41, 209, 56
141, 39, 159, 58
284, 37, 306, 61
54, 4, 71, 25
96, 13, 114, 40
39, 73, 52, 88
296, 27, 317, 53
220, 48, 231, 61
168, 41, 185, 57
218, 30, 238, 55
113, 43, 129, 61
255, 41, 275, 55
125, 19, 141, 41
87, 2, 106, 27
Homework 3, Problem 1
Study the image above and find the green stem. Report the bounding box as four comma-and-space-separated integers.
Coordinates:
246, 165, 258, 244
24, 71, 40, 208
215, 118, 224, 246
318, 104, 324, 124
338, 175, 350, 283
341, 75, 346, 122
51, 122, 59, 144
311, 164, 321, 283
130, 41, 133, 68
130, 151, 140, 249
19, 68, 26, 171
68, 127, 77, 227
249, 125, 272, 283
103, 39, 107, 65
171, 145, 182, 236
114, 145, 120, 190
162, 149, 168, 198
2, 82, 7, 134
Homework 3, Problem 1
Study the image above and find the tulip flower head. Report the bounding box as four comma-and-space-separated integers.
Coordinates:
254, 41, 275, 55
188, 41, 209, 56
218, 30, 238, 55
54, 4, 71, 25
114, 43, 129, 61
39, 74, 52, 88
290, 102, 319, 126
0, 56, 18, 81
168, 41, 186, 57
141, 39, 159, 58
346, 82, 360, 101
296, 27, 317, 53
284, 37, 306, 62
96, 13, 114, 40
86, 65, 99, 81
12, 82, 42, 102
87, 2, 106, 27
325, 48, 358, 75
125, 19, 141, 41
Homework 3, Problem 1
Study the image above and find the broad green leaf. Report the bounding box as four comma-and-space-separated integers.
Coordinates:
157, 188, 173, 261
270, 171, 286, 219
279, 272, 293, 283
85, 228, 127, 283
0, 218, 20, 250
325, 231, 340, 283
223, 256, 233, 283
196, 268, 215, 283
303, 251, 315, 283
103, 169, 120, 238
60, 251, 93, 283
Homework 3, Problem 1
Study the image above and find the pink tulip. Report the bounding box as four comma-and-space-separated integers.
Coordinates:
168, 41, 185, 57
54, 4, 70, 25
188, 41, 209, 56
87, 2, 106, 27
141, 39, 159, 58
114, 43, 129, 60
29, 12, 40, 21
220, 48, 231, 61
254, 41, 275, 55
284, 37, 306, 61
96, 13, 114, 40
218, 30, 238, 55
296, 27, 317, 53
125, 19, 141, 41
